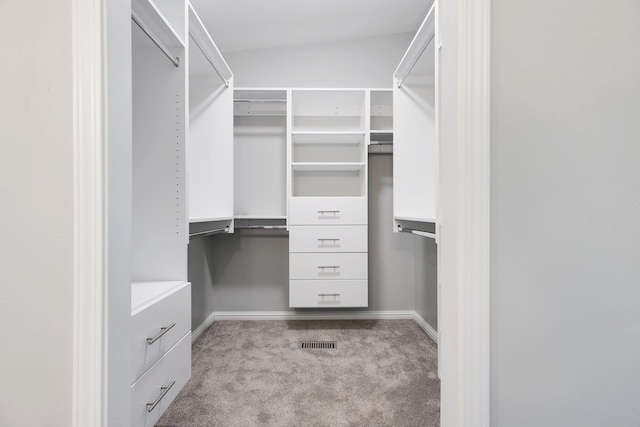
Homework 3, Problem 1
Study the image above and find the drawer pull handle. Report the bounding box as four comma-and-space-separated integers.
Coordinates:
147, 323, 176, 345
318, 238, 340, 243
318, 265, 340, 270
146, 380, 175, 413
318, 293, 340, 297
317, 210, 340, 216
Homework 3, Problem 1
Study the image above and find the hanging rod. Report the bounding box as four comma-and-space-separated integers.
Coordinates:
234, 99, 287, 103
131, 12, 180, 68
369, 141, 393, 145
394, 2, 436, 88
398, 226, 436, 240
235, 225, 288, 230
189, 226, 229, 238
189, 33, 229, 88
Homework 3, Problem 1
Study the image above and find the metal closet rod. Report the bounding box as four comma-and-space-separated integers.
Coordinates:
188, 33, 230, 88
398, 226, 436, 240
131, 13, 180, 68
189, 226, 229, 238
396, 31, 435, 88
234, 98, 287, 103
235, 225, 287, 230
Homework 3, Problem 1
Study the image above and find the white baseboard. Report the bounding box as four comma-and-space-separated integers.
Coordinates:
412, 311, 439, 344
192, 310, 438, 344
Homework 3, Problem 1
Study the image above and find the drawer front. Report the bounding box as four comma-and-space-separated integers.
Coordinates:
131, 282, 191, 383
289, 197, 367, 225
289, 280, 368, 308
289, 225, 368, 253
289, 253, 368, 280
131, 332, 191, 427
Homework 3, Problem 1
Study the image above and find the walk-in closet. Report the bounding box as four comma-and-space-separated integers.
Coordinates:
125, 0, 441, 425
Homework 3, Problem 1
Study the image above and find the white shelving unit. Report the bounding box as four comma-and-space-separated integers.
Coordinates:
393, 2, 438, 234
187, 4, 234, 233
234, 88, 288, 228
288, 89, 369, 308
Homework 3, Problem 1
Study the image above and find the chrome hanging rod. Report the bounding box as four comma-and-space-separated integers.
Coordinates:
189, 226, 229, 238
394, 2, 436, 88
234, 99, 287, 103
131, 13, 180, 68
235, 225, 287, 230
398, 226, 436, 240
188, 33, 230, 88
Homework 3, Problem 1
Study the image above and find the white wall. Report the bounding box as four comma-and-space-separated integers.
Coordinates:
224, 33, 413, 88
0, 3, 75, 425
490, 1, 640, 425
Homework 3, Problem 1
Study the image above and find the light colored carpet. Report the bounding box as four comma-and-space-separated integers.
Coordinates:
157, 320, 440, 426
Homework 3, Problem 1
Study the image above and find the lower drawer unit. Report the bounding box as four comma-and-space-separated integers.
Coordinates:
131, 331, 191, 427
131, 281, 191, 383
289, 280, 368, 308
289, 252, 368, 280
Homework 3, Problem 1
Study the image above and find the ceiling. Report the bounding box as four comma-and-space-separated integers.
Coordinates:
190, 0, 432, 53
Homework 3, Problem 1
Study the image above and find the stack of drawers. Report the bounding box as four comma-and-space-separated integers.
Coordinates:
289, 198, 368, 307
130, 281, 192, 426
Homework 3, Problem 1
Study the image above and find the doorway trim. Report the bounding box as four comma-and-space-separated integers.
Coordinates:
456, 0, 491, 425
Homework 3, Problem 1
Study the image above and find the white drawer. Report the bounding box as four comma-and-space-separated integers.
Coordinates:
131, 282, 191, 383
289, 280, 368, 308
289, 253, 368, 280
289, 197, 367, 225
289, 225, 368, 253
131, 331, 191, 427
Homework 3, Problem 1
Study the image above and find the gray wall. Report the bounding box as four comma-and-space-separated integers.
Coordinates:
225, 33, 413, 88
491, 0, 640, 425
191, 154, 437, 327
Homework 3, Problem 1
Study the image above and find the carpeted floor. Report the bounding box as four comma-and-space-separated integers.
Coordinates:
157, 319, 440, 427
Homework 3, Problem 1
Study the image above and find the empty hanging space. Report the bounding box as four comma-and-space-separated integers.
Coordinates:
393, 3, 437, 232
187, 3, 234, 229
234, 89, 288, 223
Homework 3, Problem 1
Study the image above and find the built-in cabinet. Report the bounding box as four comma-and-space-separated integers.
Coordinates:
392, 2, 438, 238
129, 0, 234, 424
288, 90, 369, 307
130, 0, 191, 422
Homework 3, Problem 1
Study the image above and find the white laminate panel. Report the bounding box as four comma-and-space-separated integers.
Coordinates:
131, 282, 191, 383
289, 253, 368, 280
131, 332, 191, 427
289, 280, 368, 308
289, 225, 368, 253
289, 197, 367, 225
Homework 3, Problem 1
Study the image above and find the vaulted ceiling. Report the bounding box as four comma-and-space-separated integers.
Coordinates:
190, 0, 432, 53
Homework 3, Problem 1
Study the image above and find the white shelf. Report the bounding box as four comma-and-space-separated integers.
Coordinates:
291, 130, 365, 136
234, 215, 287, 220
292, 162, 365, 171
131, 281, 189, 315
189, 216, 233, 223
370, 130, 393, 134
394, 215, 437, 223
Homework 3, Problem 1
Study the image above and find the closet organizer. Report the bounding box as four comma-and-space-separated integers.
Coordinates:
129, 0, 232, 425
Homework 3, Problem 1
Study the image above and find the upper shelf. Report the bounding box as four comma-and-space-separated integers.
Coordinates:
132, 0, 185, 50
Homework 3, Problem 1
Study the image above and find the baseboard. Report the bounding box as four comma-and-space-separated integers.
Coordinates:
412, 311, 438, 344
192, 310, 438, 344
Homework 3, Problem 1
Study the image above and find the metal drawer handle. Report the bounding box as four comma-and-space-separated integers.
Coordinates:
317, 210, 340, 216
147, 323, 176, 345
318, 265, 340, 270
146, 380, 175, 413
317, 238, 340, 243
318, 293, 340, 297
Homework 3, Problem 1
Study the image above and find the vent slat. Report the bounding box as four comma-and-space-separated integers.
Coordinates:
300, 341, 336, 349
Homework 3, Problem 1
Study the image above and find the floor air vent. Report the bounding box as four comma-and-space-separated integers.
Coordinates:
300, 341, 336, 349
